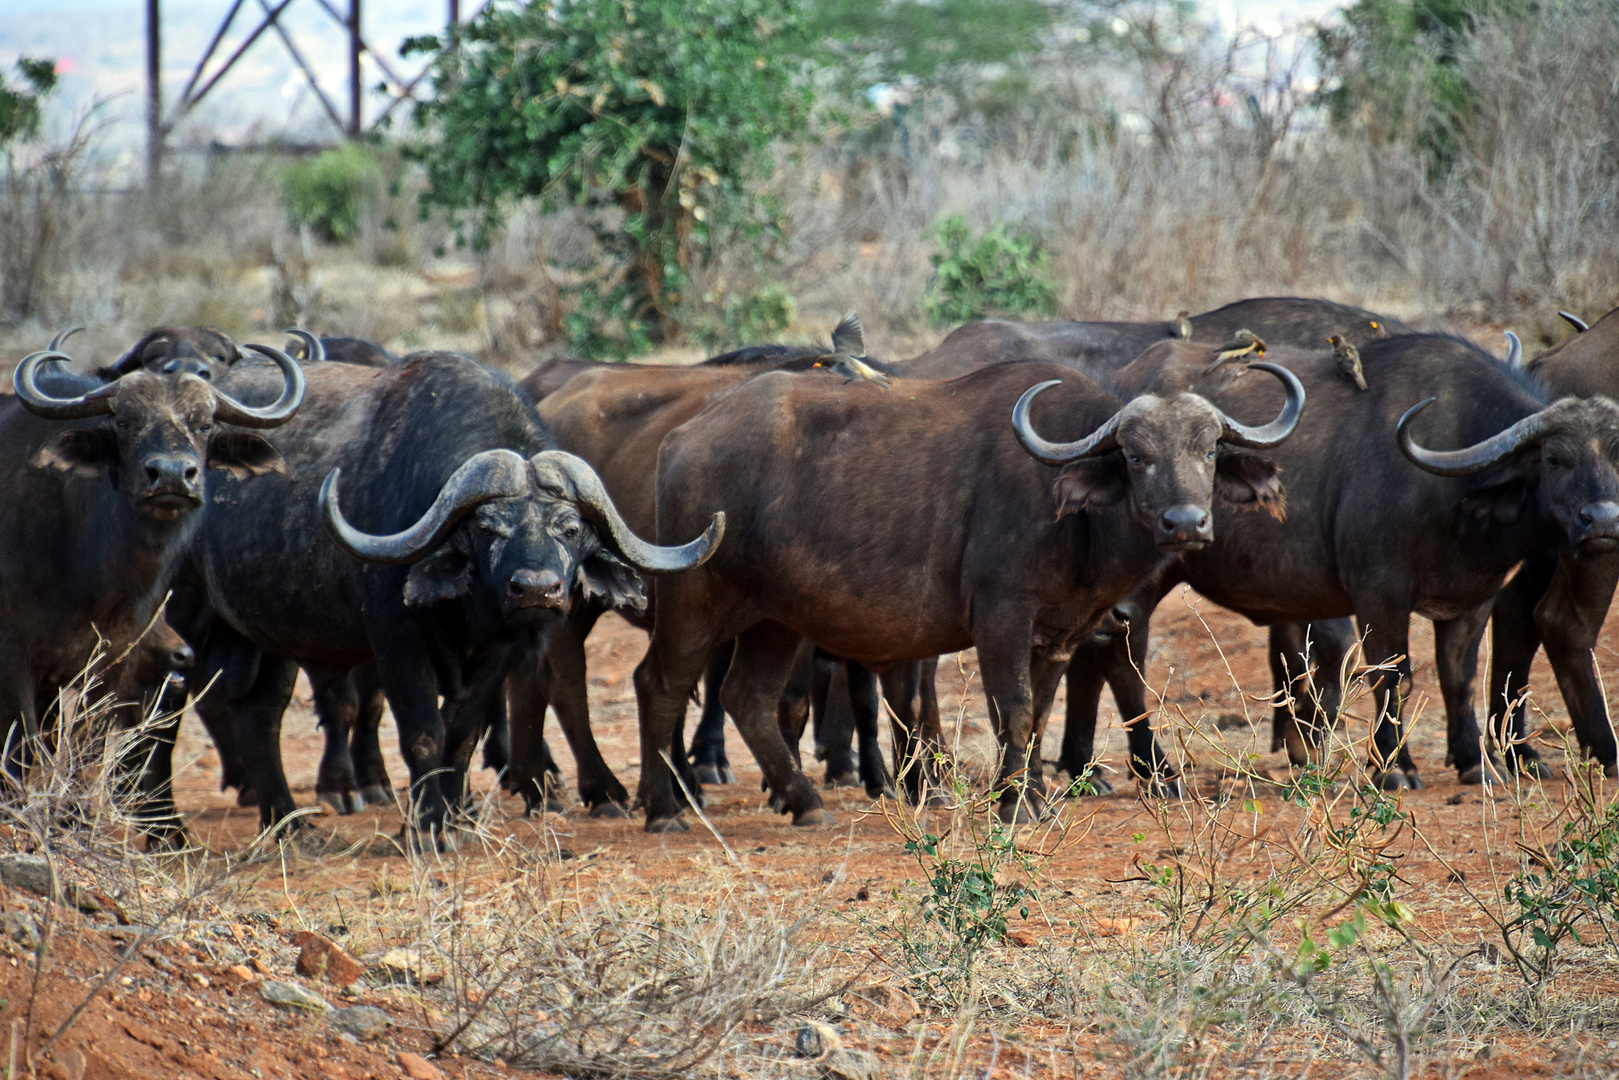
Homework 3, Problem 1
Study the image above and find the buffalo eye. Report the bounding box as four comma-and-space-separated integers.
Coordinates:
561, 522, 581, 541
1128, 453, 1142, 464
1204, 450, 1216, 462
115, 420, 130, 431
1546, 454, 1562, 470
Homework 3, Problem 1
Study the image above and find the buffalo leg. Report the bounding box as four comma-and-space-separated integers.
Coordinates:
879, 658, 943, 803
309, 668, 363, 815
124, 703, 188, 849
369, 623, 459, 837
1057, 649, 1111, 792
634, 617, 726, 831
529, 607, 631, 815
1536, 550, 1619, 774
349, 663, 392, 805
1488, 552, 1558, 777
1359, 611, 1419, 789
1269, 622, 1307, 758
229, 654, 303, 832
1433, 602, 1496, 783
974, 631, 1048, 823
846, 661, 894, 798
719, 624, 830, 825
690, 649, 734, 785
815, 654, 860, 787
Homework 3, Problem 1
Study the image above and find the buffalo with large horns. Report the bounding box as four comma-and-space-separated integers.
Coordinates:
177, 352, 720, 839
0, 343, 303, 762
632, 360, 1303, 829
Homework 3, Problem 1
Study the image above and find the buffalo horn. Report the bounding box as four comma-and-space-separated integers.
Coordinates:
1212, 362, 1306, 448
1397, 398, 1548, 477
1011, 380, 1123, 465
529, 450, 724, 573
286, 329, 325, 362
48, 327, 84, 353
1504, 331, 1522, 369
321, 449, 531, 565
212, 344, 306, 428
13, 350, 120, 419
1559, 310, 1589, 333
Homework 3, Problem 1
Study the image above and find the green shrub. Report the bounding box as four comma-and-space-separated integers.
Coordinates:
688, 284, 797, 351
280, 144, 381, 243
923, 214, 1056, 327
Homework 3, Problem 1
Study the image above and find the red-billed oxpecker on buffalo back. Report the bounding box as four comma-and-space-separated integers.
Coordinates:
1486, 304, 1619, 778
0, 340, 303, 768
901, 295, 1410, 380
179, 353, 721, 843
631, 360, 1303, 830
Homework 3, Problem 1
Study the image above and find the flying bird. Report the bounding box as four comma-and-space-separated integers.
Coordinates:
814, 312, 892, 389
1329, 334, 1368, 391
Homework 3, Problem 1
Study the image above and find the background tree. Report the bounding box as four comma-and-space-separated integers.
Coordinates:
409, 0, 813, 356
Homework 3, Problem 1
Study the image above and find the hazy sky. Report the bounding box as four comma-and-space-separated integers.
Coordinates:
0, 0, 1348, 171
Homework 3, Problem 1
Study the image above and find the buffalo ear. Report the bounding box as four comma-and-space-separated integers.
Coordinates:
1052, 459, 1126, 518
577, 549, 648, 613
208, 433, 289, 480
32, 429, 116, 478
1216, 452, 1286, 520
1457, 478, 1528, 533
403, 548, 472, 608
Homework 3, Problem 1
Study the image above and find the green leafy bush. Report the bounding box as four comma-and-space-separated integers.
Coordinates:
279, 144, 381, 243
688, 284, 797, 351
409, 0, 813, 356
923, 214, 1056, 327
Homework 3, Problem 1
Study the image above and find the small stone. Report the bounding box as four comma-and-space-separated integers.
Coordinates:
375, 947, 441, 986
396, 1050, 443, 1080
795, 1022, 842, 1058
0, 855, 54, 897
259, 979, 332, 1012
820, 1047, 885, 1080
295, 933, 366, 988
230, 964, 256, 983
329, 1005, 390, 1041
0, 912, 39, 948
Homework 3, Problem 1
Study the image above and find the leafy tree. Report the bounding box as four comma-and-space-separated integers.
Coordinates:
280, 143, 381, 243
924, 215, 1056, 326
1315, 0, 1515, 175
408, 0, 813, 356
0, 58, 58, 149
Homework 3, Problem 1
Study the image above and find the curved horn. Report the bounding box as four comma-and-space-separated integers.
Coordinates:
48, 327, 84, 353
1011, 380, 1123, 465
211, 344, 306, 428
321, 449, 531, 565
1504, 331, 1522, 369
1559, 310, 1589, 333
286, 328, 324, 362
12, 350, 120, 419
1212, 361, 1305, 448
528, 450, 724, 573
1397, 398, 1547, 477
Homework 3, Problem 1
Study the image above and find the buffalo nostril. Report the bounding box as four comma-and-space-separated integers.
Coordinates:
183, 465, 199, 483
509, 568, 566, 605
145, 464, 163, 483
170, 645, 195, 669
1160, 506, 1210, 535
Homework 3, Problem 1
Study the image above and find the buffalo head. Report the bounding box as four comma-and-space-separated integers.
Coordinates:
103, 326, 246, 381
14, 344, 304, 520
321, 450, 724, 622
1013, 362, 1304, 551
1399, 395, 1619, 552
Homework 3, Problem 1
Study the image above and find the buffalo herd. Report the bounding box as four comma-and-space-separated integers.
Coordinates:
4, 297, 1617, 845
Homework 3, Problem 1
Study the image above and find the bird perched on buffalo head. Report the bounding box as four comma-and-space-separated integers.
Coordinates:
1329, 334, 1368, 391
813, 313, 892, 389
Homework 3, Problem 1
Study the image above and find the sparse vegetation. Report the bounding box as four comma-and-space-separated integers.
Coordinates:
923, 214, 1057, 327
278, 144, 382, 244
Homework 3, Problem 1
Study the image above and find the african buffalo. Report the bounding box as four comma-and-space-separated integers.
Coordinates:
902, 297, 1409, 379
1054, 335, 1619, 790
0, 344, 302, 767
632, 359, 1303, 829
1487, 304, 1619, 777
185, 352, 720, 838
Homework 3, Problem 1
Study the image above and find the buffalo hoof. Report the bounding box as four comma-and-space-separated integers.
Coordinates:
1141, 775, 1184, 800
1373, 768, 1410, 791
1511, 756, 1553, 781
235, 786, 260, 809
1403, 769, 1426, 790
317, 789, 361, 815
589, 801, 629, 820
826, 770, 862, 789
880, 783, 898, 800
793, 807, 837, 827
767, 792, 788, 814
358, 784, 393, 807
1457, 764, 1486, 786
1604, 762, 1618, 780
646, 814, 690, 834
694, 764, 735, 786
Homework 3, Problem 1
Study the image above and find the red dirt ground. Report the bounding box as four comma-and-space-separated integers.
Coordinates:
12, 586, 1619, 1079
